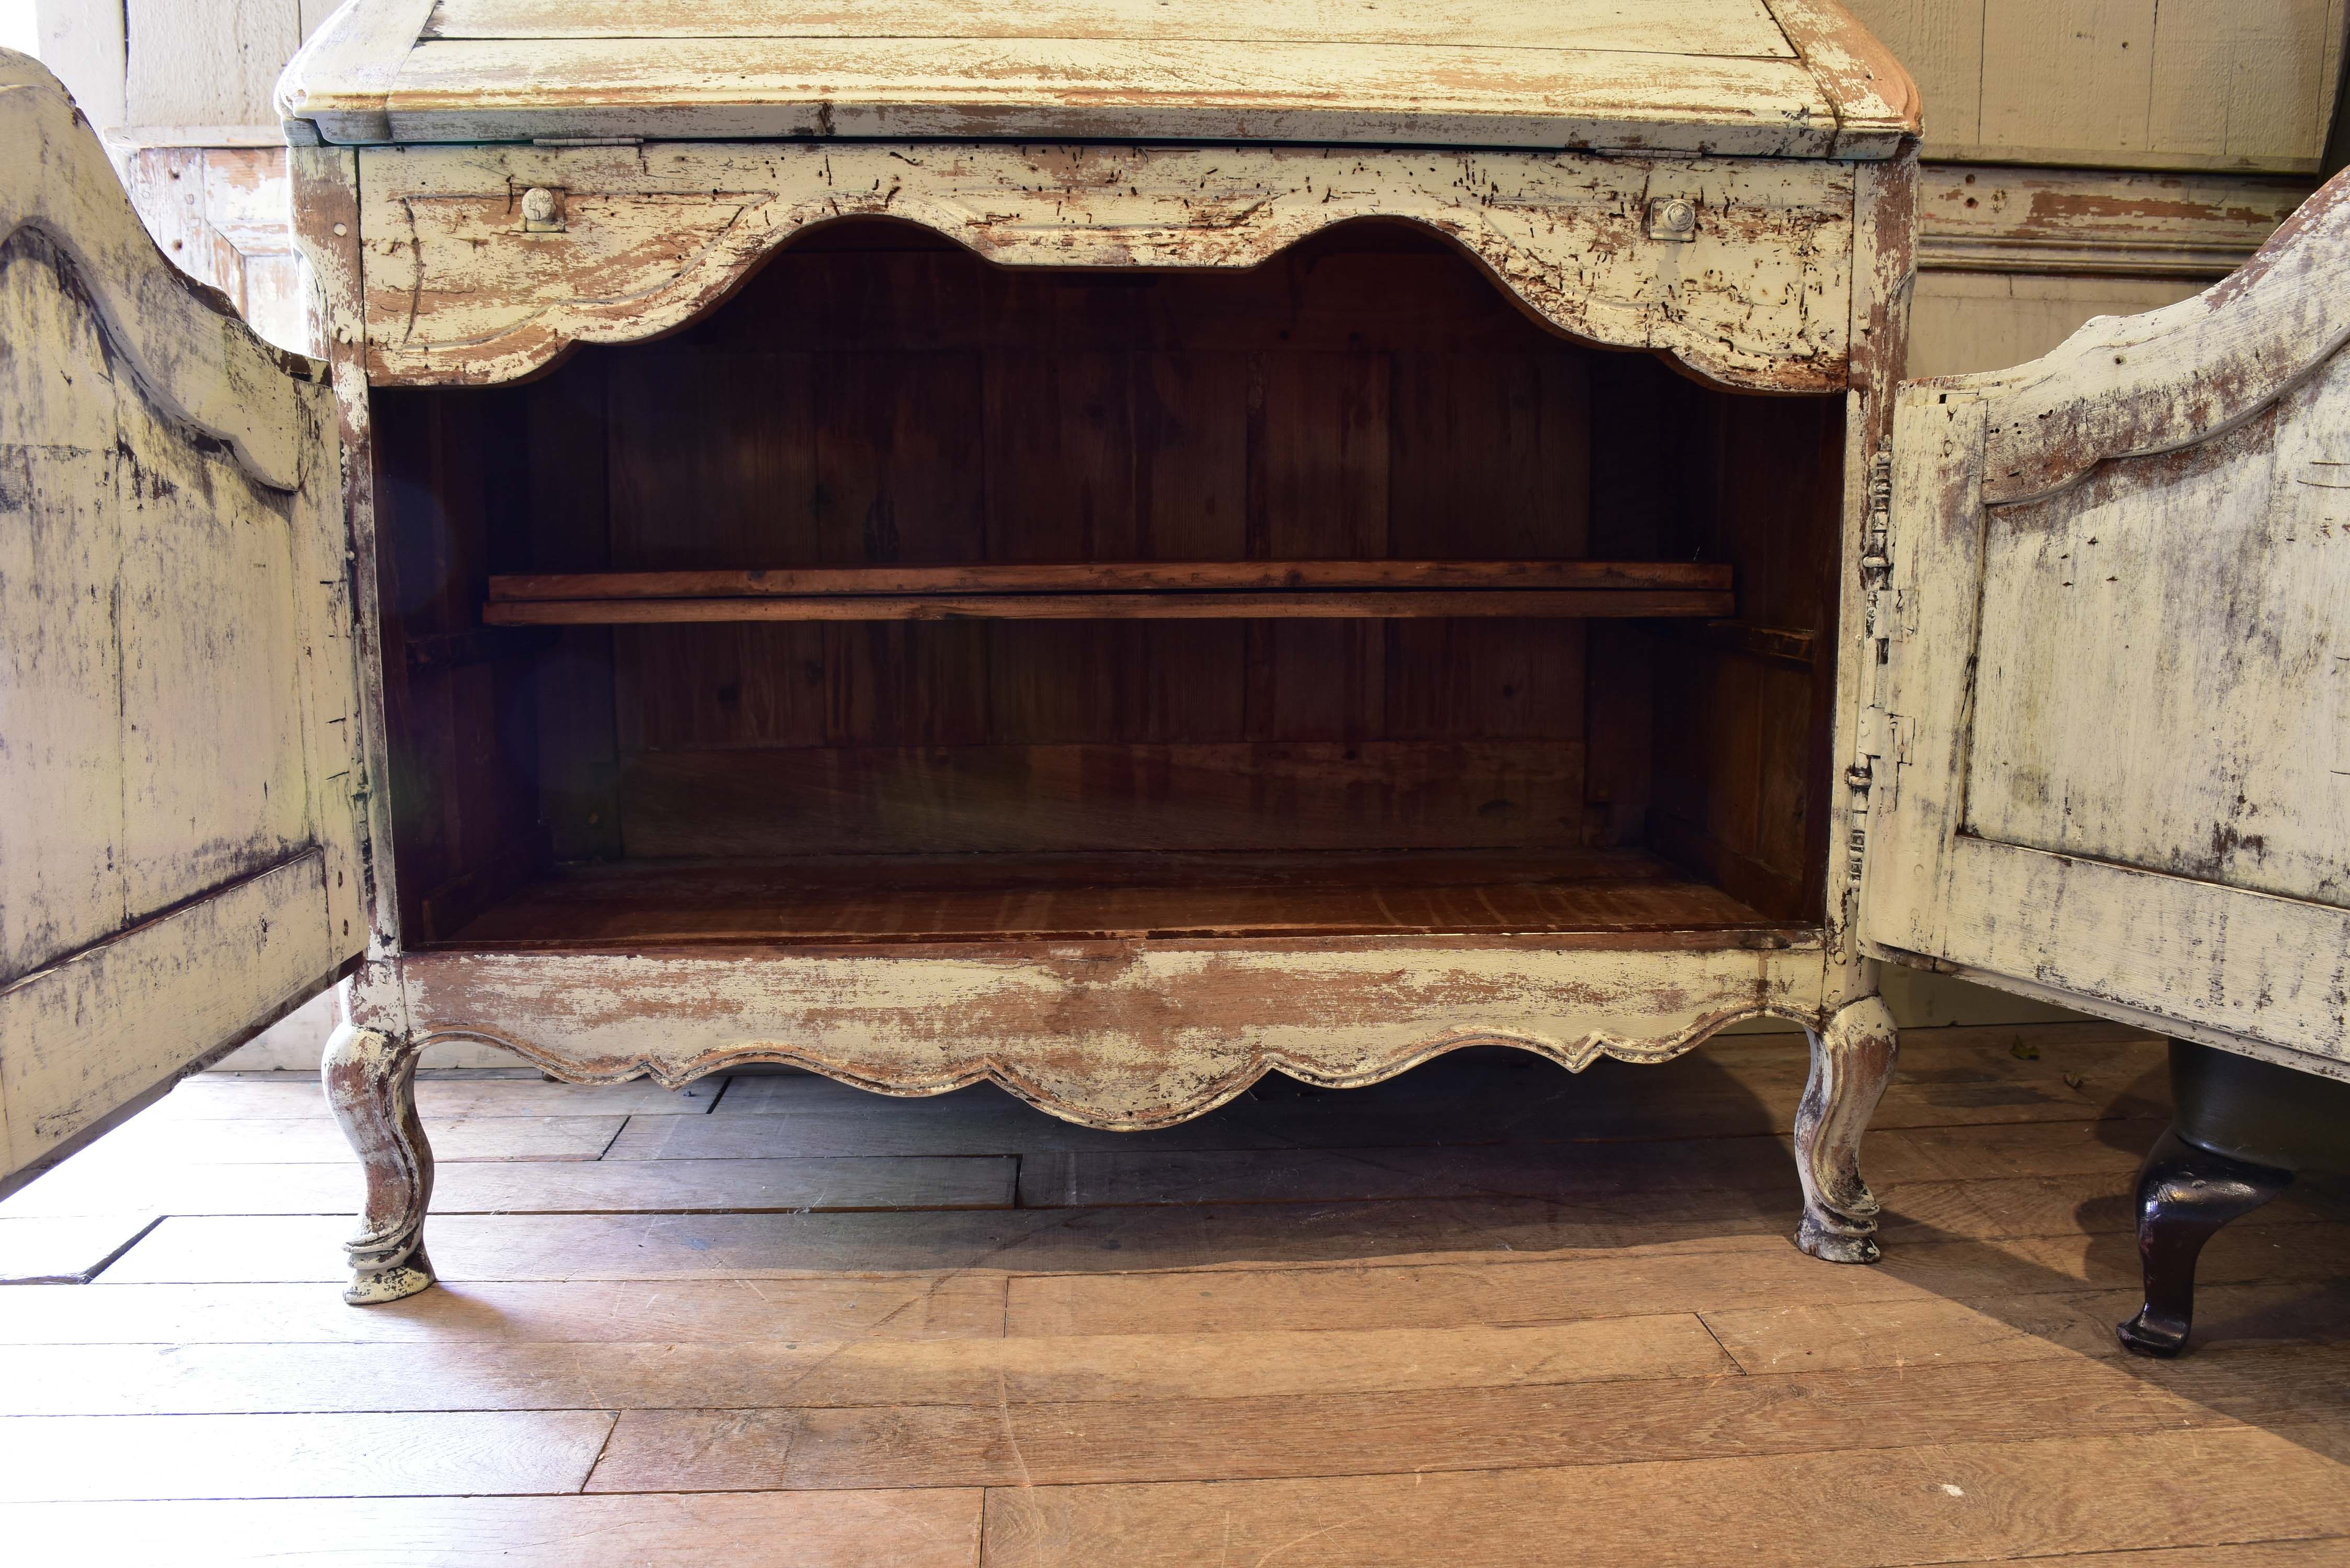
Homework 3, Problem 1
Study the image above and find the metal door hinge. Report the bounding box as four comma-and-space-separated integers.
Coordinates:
1848, 439, 1903, 883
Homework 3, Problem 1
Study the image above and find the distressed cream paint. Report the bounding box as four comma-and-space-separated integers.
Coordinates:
0, 52, 364, 1197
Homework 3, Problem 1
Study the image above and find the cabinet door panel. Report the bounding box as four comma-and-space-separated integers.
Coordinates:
1861, 172, 2350, 1072
0, 52, 365, 1195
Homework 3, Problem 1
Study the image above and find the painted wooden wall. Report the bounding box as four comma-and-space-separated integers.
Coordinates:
1846, 0, 2346, 374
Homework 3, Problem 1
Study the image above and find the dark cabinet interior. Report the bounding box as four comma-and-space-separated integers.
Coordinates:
371, 219, 1846, 949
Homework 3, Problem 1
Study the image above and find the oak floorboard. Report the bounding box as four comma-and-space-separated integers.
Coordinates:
1010, 1148, 2253, 1231
66, 1113, 629, 1165
1703, 1281, 2350, 1374
581, 1345, 2350, 1492
93, 1204, 1799, 1284
0, 1214, 162, 1284
1001, 1225, 2350, 1336
711, 1066, 2115, 1138
1, 1156, 1020, 1219
0, 1411, 616, 1502
154, 1075, 720, 1120
0, 1316, 1733, 1416
0, 1276, 1008, 1345
974, 1427, 2350, 1568
91, 1186, 2350, 1290
0, 1491, 986, 1568
610, 1099, 2164, 1174
7, 1018, 2342, 1562
1998, 1542, 2350, 1566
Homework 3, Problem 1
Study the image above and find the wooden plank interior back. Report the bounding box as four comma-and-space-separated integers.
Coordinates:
489, 562, 1735, 600
373, 222, 1847, 927
483, 589, 1736, 626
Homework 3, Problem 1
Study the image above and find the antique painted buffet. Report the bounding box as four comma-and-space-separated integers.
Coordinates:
3, 2, 2345, 1318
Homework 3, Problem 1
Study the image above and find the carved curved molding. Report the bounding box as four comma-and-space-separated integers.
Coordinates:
1, 53, 323, 492
417, 1010, 1820, 1130
1958, 166, 2350, 506
370, 939, 1831, 1129
358, 142, 1854, 395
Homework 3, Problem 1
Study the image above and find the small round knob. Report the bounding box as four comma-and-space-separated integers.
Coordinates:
1656, 198, 1696, 235
521, 187, 560, 225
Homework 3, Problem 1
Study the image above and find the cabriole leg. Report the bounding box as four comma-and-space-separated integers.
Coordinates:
2116, 1128, 2292, 1358
322, 1021, 435, 1305
1794, 994, 1899, 1263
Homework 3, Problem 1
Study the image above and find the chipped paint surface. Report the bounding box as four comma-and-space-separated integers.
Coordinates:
357, 142, 1855, 393
1863, 169, 2350, 1066
0, 53, 365, 1190
375, 939, 1833, 1129
280, 0, 1916, 155
1916, 165, 2314, 279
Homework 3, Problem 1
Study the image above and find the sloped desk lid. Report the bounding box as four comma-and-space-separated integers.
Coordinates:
277, 0, 1917, 156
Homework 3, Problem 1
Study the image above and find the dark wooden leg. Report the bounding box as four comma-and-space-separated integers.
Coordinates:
322, 1021, 436, 1305
1793, 994, 1899, 1263
2116, 1126, 2291, 1357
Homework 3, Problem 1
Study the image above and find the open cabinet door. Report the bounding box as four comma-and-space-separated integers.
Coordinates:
0, 53, 367, 1196
1859, 171, 2350, 1076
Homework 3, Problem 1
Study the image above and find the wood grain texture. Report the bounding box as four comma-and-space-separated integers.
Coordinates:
12, 1023, 2348, 1558
0, 1410, 616, 1501
0, 1493, 985, 1568
1, 1153, 1020, 1218
976, 1427, 2350, 1566
0, 1315, 1734, 1415
355, 142, 1855, 392
584, 1347, 2350, 1492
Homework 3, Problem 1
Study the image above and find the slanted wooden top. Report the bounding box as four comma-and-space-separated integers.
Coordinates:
277, 0, 1918, 156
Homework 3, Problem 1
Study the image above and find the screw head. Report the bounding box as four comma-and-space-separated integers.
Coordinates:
1653, 197, 1697, 236
521, 187, 560, 225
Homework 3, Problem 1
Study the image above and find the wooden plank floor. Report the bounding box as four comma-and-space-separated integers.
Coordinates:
2, 1021, 2347, 1565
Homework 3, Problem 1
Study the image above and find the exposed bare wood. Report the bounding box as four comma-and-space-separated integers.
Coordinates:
1760, 0, 1923, 153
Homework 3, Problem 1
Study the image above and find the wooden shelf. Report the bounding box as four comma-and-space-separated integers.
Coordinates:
482, 561, 1734, 626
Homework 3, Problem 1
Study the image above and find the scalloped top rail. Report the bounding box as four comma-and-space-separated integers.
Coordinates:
279, 0, 1918, 156
358, 142, 1859, 390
